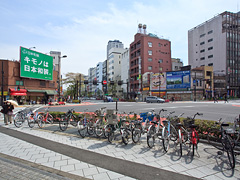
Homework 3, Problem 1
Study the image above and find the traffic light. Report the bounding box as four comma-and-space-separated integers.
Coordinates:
84, 80, 88, 84
110, 81, 114, 85
17, 86, 20, 91
118, 80, 123, 85
93, 80, 98, 85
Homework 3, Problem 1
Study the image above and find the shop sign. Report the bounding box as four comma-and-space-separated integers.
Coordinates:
20, 46, 53, 81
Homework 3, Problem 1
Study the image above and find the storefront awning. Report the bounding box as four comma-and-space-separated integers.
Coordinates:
27, 89, 57, 95
9, 88, 27, 96
45, 90, 57, 95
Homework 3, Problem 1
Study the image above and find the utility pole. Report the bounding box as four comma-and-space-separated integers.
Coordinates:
79, 74, 81, 98
1, 61, 4, 106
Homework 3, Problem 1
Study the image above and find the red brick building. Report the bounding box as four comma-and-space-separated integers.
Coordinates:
129, 27, 172, 98
0, 59, 58, 104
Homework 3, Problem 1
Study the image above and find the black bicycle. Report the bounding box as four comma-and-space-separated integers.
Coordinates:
207, 119, 235, 169
59, 109, 78, 131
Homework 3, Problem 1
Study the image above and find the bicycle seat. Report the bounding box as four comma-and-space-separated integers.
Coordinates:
151, 121, 158, 125
189, 124, 197, 128
176, 123, 183, 127
221, 123, 229, 127
162, 120, 168, 124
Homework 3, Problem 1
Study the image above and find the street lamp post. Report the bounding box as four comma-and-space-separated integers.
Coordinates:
158, 60, 161, 98
58, 55, 67, 101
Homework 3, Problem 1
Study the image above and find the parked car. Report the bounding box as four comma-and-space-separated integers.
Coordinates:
48, 101, 65, 106
145, 96, 165, 103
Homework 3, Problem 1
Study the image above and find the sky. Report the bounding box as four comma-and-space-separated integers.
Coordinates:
0, 0, 239, 77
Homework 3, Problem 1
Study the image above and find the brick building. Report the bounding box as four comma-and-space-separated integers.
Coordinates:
0, 59, 58, 105
129, 24, 172, 99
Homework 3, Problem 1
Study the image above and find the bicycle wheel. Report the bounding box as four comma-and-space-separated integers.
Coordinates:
14, 112, 25, 128
132, 128, 141, 143
147, 126, 155, 148
27, 115, 35, 128
108, 131, 114, 143
87, 123, 95, 136
37, 115, 46, 128
78, 120, 87, 138
162, 127, 170, 152
59, 116, 68, 131
47, 114, 54, 124
224, 135, 235, 169
122, 129, 130, 145
103, 125, 110, 138
170, 125, 178, 141
94, 125, 104, 137
207, 128, 223, 150
181, 127, 189, 143
176, 129, 183, 157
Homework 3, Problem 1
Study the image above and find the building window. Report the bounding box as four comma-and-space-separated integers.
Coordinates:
208, 63, 213, 66
148, 42, 152, 47
200, 33, 205, 38
159, 67, 163, 71
40, 81, 46, 87
208, 47, 213, 50
148, 50, 152, 55
158, 43, 161, 47
200, 42, 205, 45
148, 66, 152, 70
16, 81, 24, 86
200, 57, 205, 60
158, 59, 163, 63
208, 30, 213, 34
148, 58, 152, 62
208, 38, 213, 42
208, 55, 213, 58
200, 49, 205, 53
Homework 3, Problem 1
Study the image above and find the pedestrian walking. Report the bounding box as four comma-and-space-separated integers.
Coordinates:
214, 96, 218, 103
1, 101, 8, 125
171, 96, 175, 103
1, 101, 14, 125
224, 95, 228, 103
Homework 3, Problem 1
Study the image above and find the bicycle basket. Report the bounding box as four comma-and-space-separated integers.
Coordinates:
183, 119, 194, 127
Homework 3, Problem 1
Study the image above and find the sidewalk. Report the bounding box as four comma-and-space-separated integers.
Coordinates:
0, 120, 239, 179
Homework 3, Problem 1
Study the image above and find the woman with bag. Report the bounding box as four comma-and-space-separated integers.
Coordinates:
5, 101, 14, 125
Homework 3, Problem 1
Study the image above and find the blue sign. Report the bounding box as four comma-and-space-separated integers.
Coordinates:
166, 71, 191, 89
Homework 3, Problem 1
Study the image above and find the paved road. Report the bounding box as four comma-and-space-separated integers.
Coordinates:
40, 100, 240, 122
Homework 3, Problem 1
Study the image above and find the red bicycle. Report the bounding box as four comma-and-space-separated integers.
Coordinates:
183, 112, 203, 157
37, 107, 54, 128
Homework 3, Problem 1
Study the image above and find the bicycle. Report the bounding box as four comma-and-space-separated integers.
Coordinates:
161, 111, 178, 152
93, 107, 108, 137
147, 109, 166, 148
107, 111, 132, 144
131, 110, 155, 143
207, 118, 236, 169
38, 107, 54, 128
77, 109, 95, 138
172, 113, 189, 157
59, 108, 78, 131
183, 112, 202, 157
14, 107, 41, 128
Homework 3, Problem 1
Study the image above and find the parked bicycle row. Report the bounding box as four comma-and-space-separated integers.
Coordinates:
12, 106, 240, 169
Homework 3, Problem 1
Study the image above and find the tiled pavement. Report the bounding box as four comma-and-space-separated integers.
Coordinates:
0, 120, 239, 180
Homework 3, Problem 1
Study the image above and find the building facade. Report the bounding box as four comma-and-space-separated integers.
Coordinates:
188, 11, 240, 97
0, 59, 58, 104
120, 48, 130, 99
130, 25, 172, 99
171, 58, 183, 71
107, 40, 124, 59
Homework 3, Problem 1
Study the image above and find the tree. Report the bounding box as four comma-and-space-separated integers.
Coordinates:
62, 72, 85, 99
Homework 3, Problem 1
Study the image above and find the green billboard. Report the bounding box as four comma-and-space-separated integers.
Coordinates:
20, 47, 53, 81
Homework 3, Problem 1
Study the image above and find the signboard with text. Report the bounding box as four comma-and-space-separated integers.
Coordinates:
20, 47, 53, 80
166, 71, 191, 89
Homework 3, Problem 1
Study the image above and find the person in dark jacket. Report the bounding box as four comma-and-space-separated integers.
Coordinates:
1, 101, 8, 125
3, 102, 14, 125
